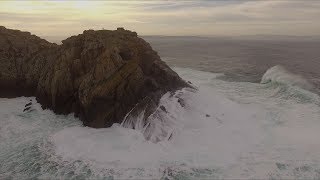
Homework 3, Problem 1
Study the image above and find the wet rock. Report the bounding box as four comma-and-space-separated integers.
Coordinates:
168, 132, 173, 140
23, 106, 31, 112
178, 98, 185, 107
25, 102, 32, 107
160, 105, 168, 113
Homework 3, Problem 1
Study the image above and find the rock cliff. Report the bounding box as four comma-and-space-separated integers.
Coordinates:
0, 26, 189, 128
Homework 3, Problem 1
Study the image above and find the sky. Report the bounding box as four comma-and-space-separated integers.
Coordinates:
1, 0, 320, 39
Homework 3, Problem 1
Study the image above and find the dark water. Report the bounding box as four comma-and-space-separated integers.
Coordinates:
145, 36, 320, 90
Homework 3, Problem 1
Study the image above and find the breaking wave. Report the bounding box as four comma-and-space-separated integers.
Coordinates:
261, 65, 319, 104
1, 67, 320, 179
261, 65, 314, 90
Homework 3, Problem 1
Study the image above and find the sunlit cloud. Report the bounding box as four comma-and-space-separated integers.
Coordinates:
0, 0, 319, 40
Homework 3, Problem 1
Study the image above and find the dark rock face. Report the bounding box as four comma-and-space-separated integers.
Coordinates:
0, 26, 56, 97
0, 26, 189, 128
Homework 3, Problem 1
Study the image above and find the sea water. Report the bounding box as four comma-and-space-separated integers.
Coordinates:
1, 38, 320, 179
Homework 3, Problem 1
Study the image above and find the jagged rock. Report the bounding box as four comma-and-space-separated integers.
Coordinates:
25, 102, 32, 107
160, 105, 168, 113
177, 98, 185, 107
0, 26, 190, 128
23, 106, 31, 112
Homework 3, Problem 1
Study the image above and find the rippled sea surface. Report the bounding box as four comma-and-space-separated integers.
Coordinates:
146, 36, 320, 91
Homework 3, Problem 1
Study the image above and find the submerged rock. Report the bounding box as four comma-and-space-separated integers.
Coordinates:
25, 102, 32, 107
0, 26, 189, 128
23, 106, 31, 112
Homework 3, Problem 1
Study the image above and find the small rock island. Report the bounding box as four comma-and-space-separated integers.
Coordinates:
0, 26, 189, 128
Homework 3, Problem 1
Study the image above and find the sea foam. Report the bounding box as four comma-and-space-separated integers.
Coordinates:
261, 65, 314, 90
1, 67, 320, 179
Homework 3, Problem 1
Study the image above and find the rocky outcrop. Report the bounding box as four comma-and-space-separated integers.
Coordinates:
0, 26, 57, 97
0, 26, 189, 128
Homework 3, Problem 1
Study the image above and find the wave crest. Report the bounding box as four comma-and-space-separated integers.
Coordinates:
261, 65, 314, 91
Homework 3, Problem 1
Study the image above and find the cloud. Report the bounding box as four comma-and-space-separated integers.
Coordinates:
0, 12, 68, 23
0, 0, 319, 37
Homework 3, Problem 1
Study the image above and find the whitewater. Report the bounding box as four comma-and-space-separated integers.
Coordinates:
1, 64, 320, 179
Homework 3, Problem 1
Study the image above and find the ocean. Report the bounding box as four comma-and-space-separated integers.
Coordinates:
1, 37, 320, 179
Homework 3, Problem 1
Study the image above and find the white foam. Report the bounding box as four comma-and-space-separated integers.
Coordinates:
49, 85, 265, 178
1, 67, 320, 179
261, 65, 314, 90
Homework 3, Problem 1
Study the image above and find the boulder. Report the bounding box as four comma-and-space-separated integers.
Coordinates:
0, 26, 189, 128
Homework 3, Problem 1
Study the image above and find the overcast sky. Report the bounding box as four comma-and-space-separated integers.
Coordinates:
1, 0, 320, 38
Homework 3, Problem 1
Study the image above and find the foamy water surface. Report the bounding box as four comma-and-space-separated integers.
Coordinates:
1, 66, 320, 179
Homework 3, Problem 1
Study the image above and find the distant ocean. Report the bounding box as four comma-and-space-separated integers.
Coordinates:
145, 36, 320, 92
1, 37, 320, 179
